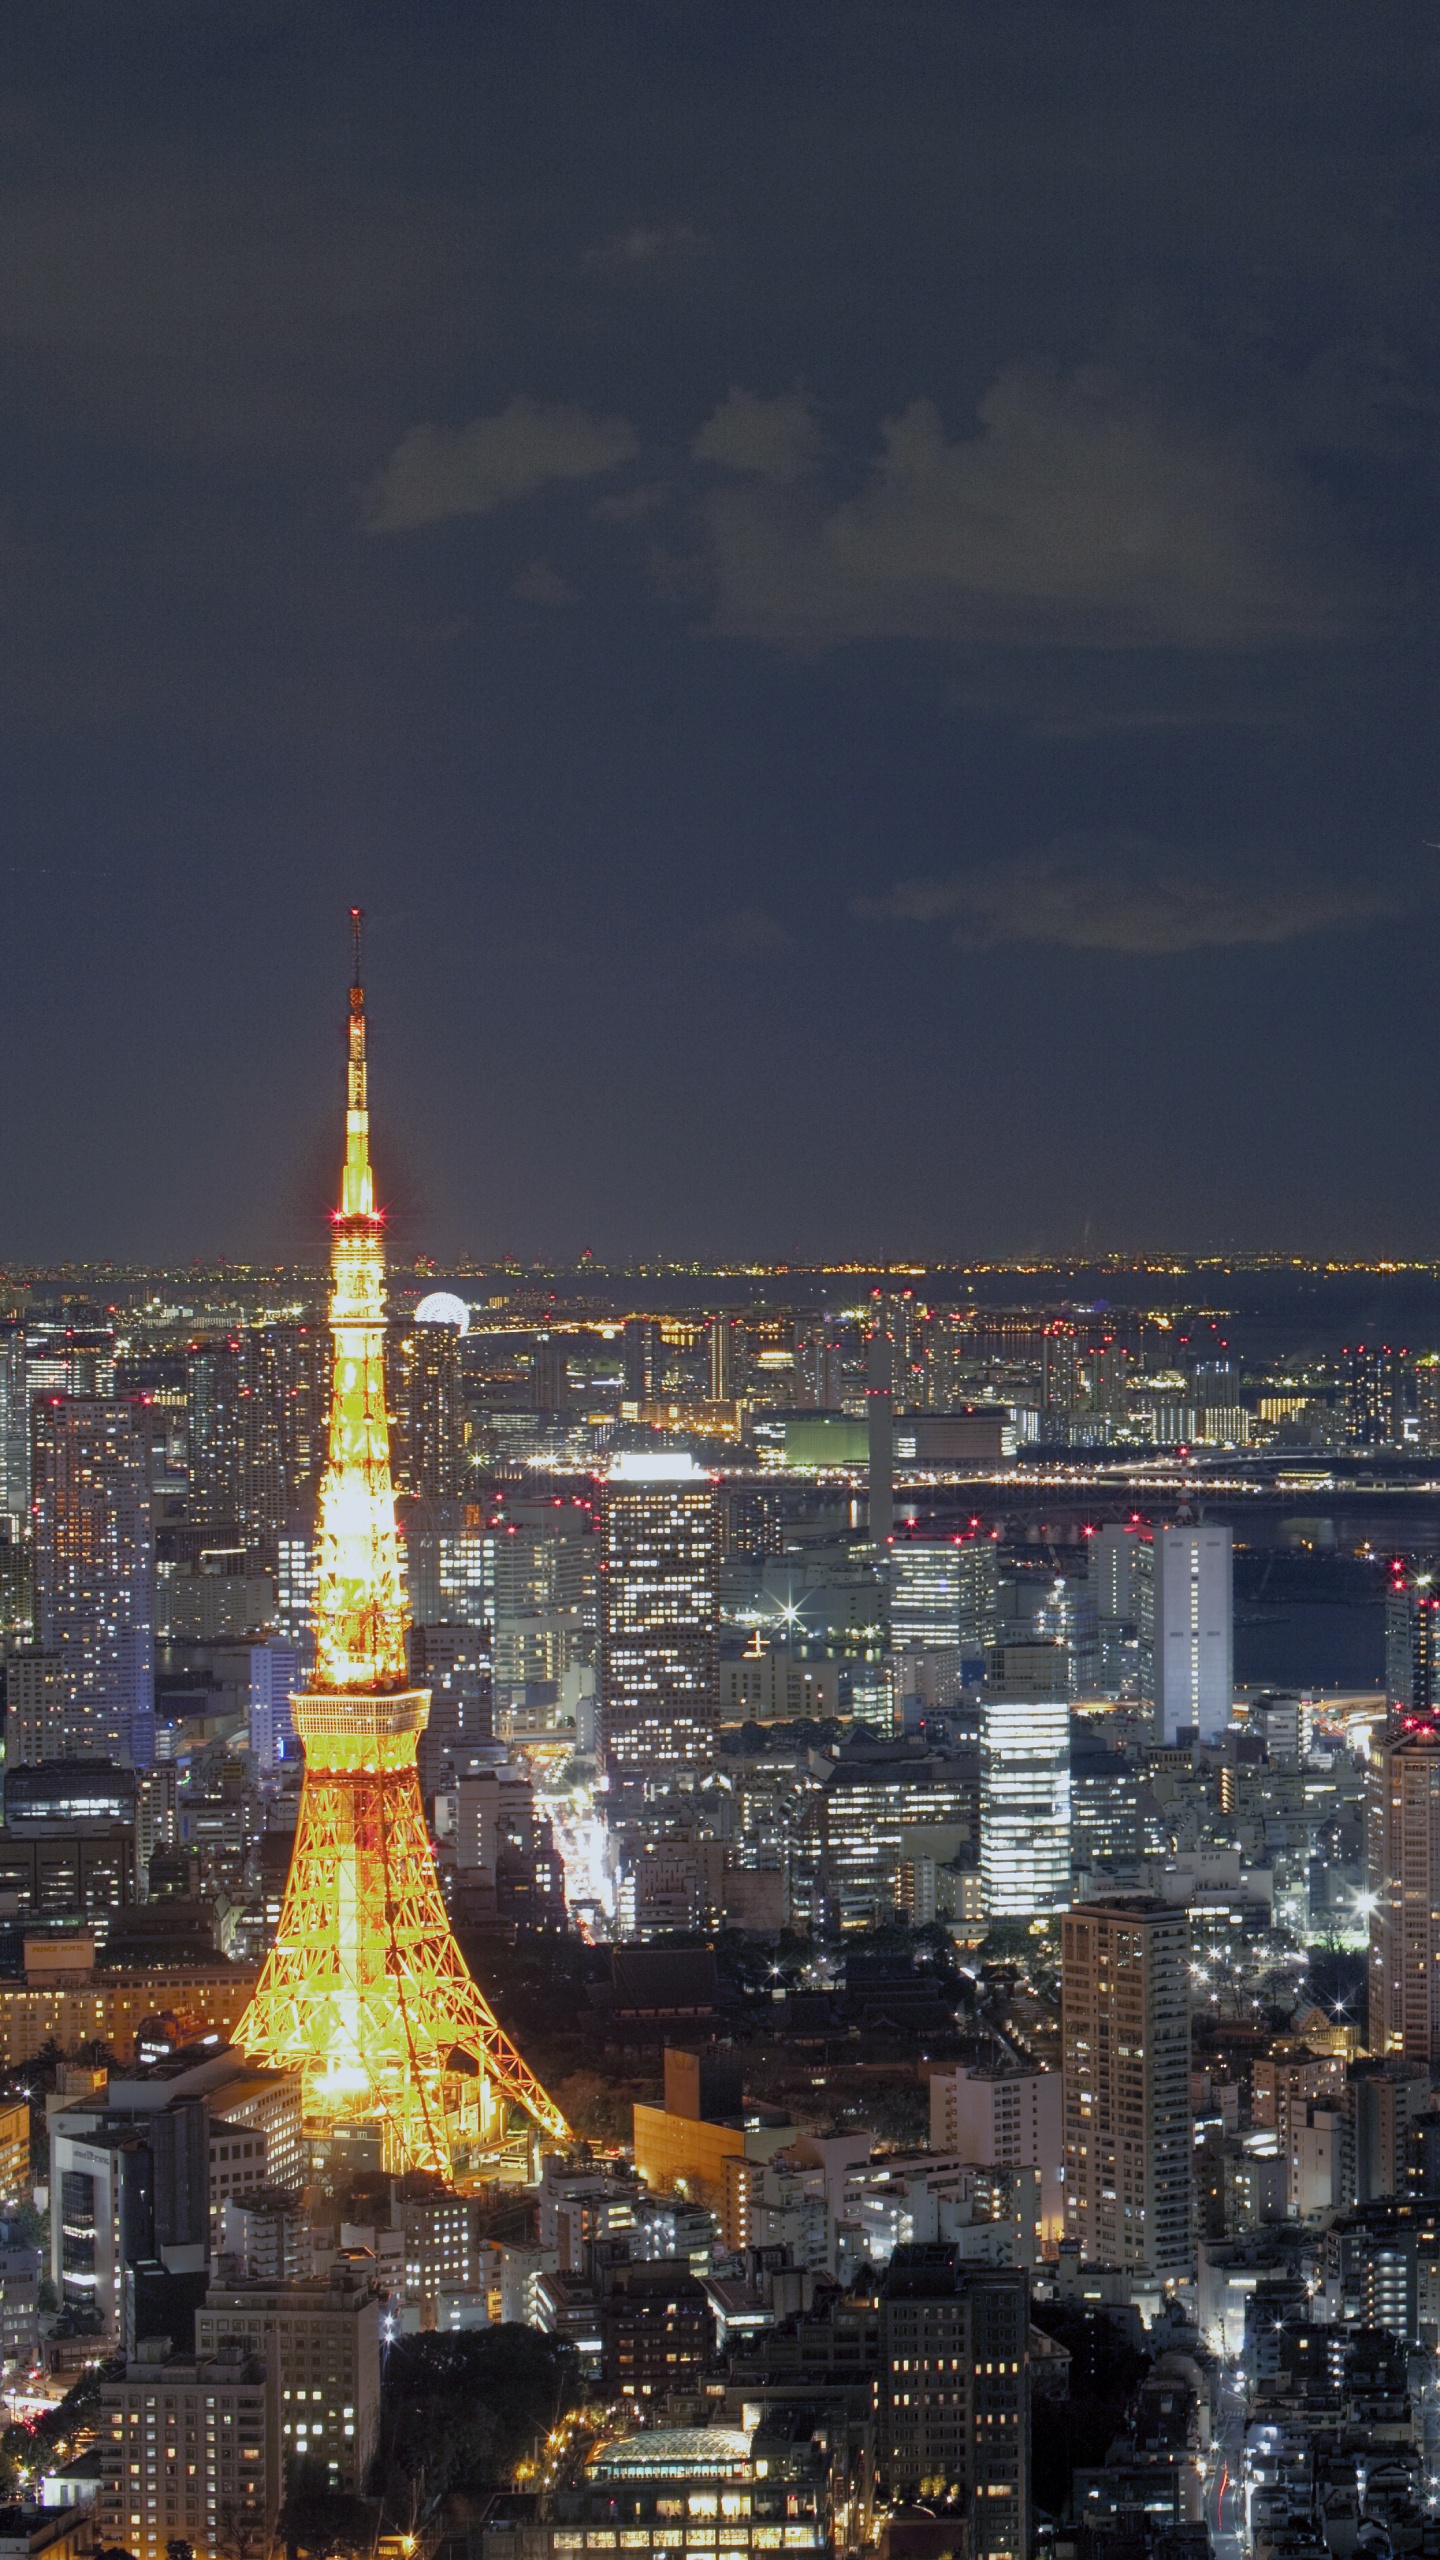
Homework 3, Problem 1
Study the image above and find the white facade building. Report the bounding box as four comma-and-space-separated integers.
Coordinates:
980, 1695, 1071, 1915
1138, 1522, 1233, 1742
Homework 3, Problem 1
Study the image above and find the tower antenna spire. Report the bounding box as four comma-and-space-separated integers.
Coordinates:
235, 921, 568, 2177
349, 903, 364, 995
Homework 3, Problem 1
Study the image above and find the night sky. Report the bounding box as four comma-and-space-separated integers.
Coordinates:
3, 4, 1437, 1266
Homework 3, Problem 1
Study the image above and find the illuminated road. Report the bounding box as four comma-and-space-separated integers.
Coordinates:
1209, 2373, 1248, 2560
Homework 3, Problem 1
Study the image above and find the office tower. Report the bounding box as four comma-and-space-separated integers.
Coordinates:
235, 921, 566, 2178
599, 1452, 718, 1784
246, 1640, 300, 1776
1368, 1716, 1440, 2062
1092, 1521, 1142, 1695
32, 1395, 155, 1767
4, 1647, 68, 1767
493, 1508, 588, 1722
1385, 1564, 1440, 1712
980, 1694, 1070, 1915
1069, 1725, 1141, 1869
1136, 1519, 1233, 1742
396, 1493, 487, 1628
1061, 1898, 1193, 2276
197, 2260, 381, 2498
1343, 1344, 1408, 1449
1417, 1358, 1440, 1455
28, 1329, 117, 1399
407, 1620, 492, 1792
708, 1315, 733, 1402
390, 1312, 463, 1496
99, 2340, 272, 2560
135, 1763, 180, 1885
890, 1534, 998, 1658
532, 1334, 571, 1411
185, 1338, 245, 1529
1040, 1320, 1080, 1427
879, 2250, 1029, 2555
241, 1321, 330, 1557
0, 1322, 28, 1528
622, 1317, 664, 1403
276, 1511, 319, 1669
866, 1306, 894, 1542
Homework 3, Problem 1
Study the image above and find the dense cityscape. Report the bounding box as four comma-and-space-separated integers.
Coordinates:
2, 941, 1440, 2560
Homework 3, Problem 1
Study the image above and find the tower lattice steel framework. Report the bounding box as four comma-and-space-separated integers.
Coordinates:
236, 914, 568, 2178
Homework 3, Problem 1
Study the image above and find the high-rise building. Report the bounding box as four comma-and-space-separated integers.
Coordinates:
185, 1339, 245, 1531
4, 1647, 68, 1767
866, 1309, 894, 1543
0, 1322, 28, 1529
879, 2249, 1029, 2554
234, 921, 565, 2178
889, 1534, 998, 1659
390, 1316, 463, 1497
1385, 1565, 1440, 1713
622, 1318, 664, 1404
532, 1335, 571, 1412
1062, 1897, 1193, 2276
32, 1396, 155, 1766
186, 1326, 328, 1559
708, 1316, 733, 1402
979, 1694, 1070, 1915
99, 2339, 272, 2560
1368, 1716, 1440, 2063
1091, 1521, 1143, 1696
599, 1452, 718, 1785
1343, 1344, 1408, 1449
929, 2061, 1064, 2235
241, 1321, 330, 1558
245, 1640, 300, 1777
197, 2262, 381, 2498
1136, 1520, 1233, 1742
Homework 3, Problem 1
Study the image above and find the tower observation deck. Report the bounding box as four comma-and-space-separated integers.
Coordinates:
236, 915, 568, 2179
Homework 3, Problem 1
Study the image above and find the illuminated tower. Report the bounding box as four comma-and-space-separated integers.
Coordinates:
236, 917, 566, 2179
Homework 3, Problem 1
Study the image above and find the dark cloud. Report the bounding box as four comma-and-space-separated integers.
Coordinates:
693, 388, 820, 485
368, 394, 639, 531
856, 833, 1439, 955
511, 559, 579, 607
583, 222, 700, 275
709, 906, 795, 958
701, 369, 1368, 651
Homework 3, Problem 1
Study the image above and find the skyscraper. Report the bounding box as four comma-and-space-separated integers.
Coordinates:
187, 1326, 329, 1558
185, 1338, 245, 1531
1343, 1344, 1409, 1449
1136, 1520, 1233, 1742
1368, 1716, 1440, 2063
236, 918, 565, 2177
1062, 1898, 1193, 2276
241, 1321, 330, 1558
599, 1451, 718, 1784
390, 1315, 463, 1497
889, 1533, 998, 1658
866, 1305, 894, 1543
32, 1396, 155, 1766
622, 1317, 664, 1404
1385, 1564, 1440, 1714
979, 1694, 1071, 1915
0, 1322, 28, 1530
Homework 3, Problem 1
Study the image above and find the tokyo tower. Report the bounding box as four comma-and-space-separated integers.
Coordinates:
236, 915, 568, 2180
